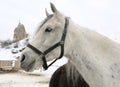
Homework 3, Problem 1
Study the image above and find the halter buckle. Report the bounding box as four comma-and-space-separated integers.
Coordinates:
60, 41, 64, 45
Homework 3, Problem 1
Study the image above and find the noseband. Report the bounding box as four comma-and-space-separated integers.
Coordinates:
27, 17, 69, 70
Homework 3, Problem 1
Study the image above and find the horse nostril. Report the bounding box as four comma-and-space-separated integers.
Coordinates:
21, 54, 26, 62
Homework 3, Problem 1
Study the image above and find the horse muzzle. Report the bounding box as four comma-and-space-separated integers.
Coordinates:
20, 53, 35, 71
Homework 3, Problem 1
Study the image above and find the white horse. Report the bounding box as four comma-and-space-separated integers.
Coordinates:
21, 3, 120, 87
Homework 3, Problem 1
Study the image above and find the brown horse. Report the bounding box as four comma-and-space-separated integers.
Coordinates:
49, 62, 89, 87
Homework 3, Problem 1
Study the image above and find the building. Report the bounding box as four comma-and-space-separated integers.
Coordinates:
0, 49, 21, 71
13, 21, 28, 42
0, 60, 20, 71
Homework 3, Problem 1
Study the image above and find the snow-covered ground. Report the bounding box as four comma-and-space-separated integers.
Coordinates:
0, 71, 49, 87
0, 58, 67, 87
0, 57, 67, 87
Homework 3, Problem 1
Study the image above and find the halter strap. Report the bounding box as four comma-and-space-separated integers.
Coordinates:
27, 17, 69, 70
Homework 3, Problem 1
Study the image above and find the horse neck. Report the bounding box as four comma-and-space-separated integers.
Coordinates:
65, 19, 120, 62
64, 19, 120, 87
64, 19, 101, 59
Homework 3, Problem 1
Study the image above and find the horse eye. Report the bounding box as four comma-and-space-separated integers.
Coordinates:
45, 27, 53, 32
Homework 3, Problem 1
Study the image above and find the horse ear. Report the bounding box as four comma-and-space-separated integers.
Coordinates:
45, 8, 50, 17
50, 2, 58, 13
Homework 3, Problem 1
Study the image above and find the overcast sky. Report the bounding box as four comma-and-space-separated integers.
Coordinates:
0, 0, 120, 42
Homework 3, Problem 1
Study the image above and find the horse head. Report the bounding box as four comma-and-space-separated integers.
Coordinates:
20, 3, 69, 71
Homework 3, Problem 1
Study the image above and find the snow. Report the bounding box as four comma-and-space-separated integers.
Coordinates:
0, 38, 28, 60
0, 49, 16, 60
0, 71, 49, 87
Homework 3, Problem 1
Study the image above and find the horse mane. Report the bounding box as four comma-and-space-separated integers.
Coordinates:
49, 61, 89, 87
66, 61, 89, 87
